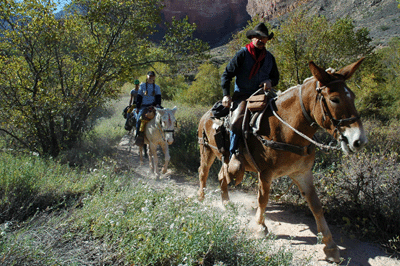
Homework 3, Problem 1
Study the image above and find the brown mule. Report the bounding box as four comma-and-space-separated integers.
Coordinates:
197, 58, 367, 263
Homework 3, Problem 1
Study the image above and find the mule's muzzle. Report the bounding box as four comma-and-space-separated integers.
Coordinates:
340, 134, 367, 154
339, 136, 352, 154
164, 129, 175, 145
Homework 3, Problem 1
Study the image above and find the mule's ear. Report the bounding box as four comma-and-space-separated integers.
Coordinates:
336, 57, 364, 80
171, 106, 177, 115
309, 61, 333, 85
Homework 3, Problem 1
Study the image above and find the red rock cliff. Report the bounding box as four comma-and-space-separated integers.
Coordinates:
161, 0, 250, 46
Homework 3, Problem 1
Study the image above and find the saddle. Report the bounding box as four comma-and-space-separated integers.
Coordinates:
143, 106, 156, 120
210, 89, 276, 158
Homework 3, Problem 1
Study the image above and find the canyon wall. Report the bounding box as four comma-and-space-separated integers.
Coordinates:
161, 0, 400, 47
161, 0, 251, 47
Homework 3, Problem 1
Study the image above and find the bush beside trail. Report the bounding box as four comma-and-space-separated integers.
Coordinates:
0, 154, 293, 265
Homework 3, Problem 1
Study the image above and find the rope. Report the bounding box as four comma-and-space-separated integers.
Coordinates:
269, 99, 341, 151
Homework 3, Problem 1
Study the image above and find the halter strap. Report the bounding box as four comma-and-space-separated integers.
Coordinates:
299, 85, 320, 129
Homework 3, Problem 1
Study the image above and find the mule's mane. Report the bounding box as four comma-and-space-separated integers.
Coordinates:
276, 84, 300, 97
276, 67, 338, 97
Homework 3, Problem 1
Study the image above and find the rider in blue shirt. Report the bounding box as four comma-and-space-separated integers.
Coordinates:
135, 71, 162, 146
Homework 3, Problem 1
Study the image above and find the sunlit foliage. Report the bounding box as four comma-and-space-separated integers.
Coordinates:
0, 0, 208, 157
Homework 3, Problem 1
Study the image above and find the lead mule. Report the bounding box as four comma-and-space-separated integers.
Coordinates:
197, 58, 367, 263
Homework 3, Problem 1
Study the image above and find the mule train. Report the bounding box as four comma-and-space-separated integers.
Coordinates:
197, 58, 367, 262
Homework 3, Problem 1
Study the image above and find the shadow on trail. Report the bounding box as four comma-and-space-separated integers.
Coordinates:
248, 203, 396, 266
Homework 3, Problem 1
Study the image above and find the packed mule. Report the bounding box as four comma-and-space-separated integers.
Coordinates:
197, 58, 367, 263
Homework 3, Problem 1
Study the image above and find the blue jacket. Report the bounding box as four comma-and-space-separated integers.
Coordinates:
221, 47, 279, 96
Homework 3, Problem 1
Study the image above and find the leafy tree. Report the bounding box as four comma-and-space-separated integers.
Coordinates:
180, 62, 222, 106
228, 11, 374, 91
272, 10, 374, 89
373, 37, 400, 117
148, 63, 189, 101
0, 0, 208, 157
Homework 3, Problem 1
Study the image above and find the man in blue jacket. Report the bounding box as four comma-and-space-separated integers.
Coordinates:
221, 22, 279, 175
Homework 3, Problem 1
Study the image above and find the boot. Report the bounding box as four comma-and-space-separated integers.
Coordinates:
228, 153, 245, 185
135, 131, 145, 146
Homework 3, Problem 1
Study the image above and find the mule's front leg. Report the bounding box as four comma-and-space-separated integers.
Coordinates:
197, 145, 216, 201
148, 143, 157, 174
139, 145, 144, 166
293, 170, 340, 263
255, 172, 272, 231
218, 163, 230, 203
160, 142, 170, 175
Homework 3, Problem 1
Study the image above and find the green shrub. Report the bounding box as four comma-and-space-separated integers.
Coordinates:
180, 62, 222, 106
58, 99, 126, 167
311, 118, 400, 252
1, 177, 294, 265
0, 152, 106, 223
76, 181, 289, 265
169, 104, 212, 173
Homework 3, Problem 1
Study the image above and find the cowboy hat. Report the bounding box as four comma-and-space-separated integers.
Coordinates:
246, 22, 274, 40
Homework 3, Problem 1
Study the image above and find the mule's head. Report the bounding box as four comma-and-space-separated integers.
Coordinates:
309, 58, 367, 154
156, 106, 178, 145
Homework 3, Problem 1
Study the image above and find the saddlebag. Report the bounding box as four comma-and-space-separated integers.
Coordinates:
246, 94, 268, 112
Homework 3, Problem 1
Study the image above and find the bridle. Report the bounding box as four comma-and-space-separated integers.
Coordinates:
266, 79, 360, 152
299, 80, 360, 142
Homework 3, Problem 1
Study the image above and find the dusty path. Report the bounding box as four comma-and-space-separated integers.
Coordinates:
116, 134, 399, 266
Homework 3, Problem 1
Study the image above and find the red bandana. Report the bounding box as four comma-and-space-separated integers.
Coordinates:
246, 42, 266, 80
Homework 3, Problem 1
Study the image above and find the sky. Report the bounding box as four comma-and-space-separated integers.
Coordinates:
55, 0, 71, 13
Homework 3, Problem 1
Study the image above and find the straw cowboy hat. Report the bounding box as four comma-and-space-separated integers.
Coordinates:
246, 22, 274, 40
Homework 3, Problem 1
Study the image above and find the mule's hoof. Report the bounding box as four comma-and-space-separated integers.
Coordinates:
198, 189, 205, 201
258, 223, 269, 235
162, 167, 167, 174
221, 193, 230, 204
248, 220, 269, 238
324, 246, 340, 263
222, 199, 230, 205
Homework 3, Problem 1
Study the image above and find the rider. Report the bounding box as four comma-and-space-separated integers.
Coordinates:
221, 22, 279, 173
125, 79, 140, 122
135, 71, 162, 146
129, 79, 140, 110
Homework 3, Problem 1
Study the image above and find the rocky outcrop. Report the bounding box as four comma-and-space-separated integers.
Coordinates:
298, 0, 400, 46
161, 0, 399, 47
246, 0, 311, 21
246, 0, 400, 46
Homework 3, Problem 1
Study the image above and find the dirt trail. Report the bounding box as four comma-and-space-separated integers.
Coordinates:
116, 134, 399, 266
